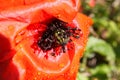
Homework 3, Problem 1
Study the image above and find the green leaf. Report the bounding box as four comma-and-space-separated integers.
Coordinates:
90, 64, 111, 75
85, 37, 116, 65
89, 65, 111, 80
77, 73, 89, 80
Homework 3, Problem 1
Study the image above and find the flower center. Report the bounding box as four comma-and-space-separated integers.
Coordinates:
37, 19, 81, 52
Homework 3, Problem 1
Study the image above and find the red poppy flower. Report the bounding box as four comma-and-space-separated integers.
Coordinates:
0, 0, 93, 80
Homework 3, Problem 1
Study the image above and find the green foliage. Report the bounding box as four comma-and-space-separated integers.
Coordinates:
77, 73, 89, 80
85, 37, 115, 65
90, 65, 112, 80
77, 0, 120, 80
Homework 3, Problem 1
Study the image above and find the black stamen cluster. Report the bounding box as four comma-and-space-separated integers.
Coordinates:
37, 19, 81, 52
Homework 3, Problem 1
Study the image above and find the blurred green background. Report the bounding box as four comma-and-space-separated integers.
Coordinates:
77, 0, 120, 80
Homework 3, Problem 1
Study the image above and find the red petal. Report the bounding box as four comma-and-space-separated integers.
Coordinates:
0, 0, 80, 23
